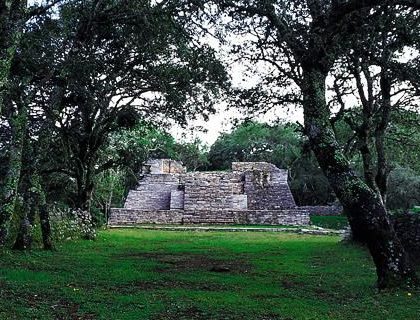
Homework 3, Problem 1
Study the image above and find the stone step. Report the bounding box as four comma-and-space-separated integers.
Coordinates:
109, 208, 310, 226
138, 174, 180, 183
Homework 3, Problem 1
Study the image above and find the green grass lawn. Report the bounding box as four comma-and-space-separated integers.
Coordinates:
0, 229, 419, 320
310, 215, 349, 230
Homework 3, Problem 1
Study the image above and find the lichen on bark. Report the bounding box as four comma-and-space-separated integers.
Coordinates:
0, 104, 28, 246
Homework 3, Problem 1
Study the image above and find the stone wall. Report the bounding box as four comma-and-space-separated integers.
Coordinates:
244, 170, 296, 210
232, 162, 287, 176
231, 195, 248, 210
170, 190, 185, 210
124, 191, 172, 210
142, 159, 186, 174
109, 208, 310, 226
109, 209, 184, 225
183, 209, 309, 225
182, 172, 244, 211
301, 205, 343, 216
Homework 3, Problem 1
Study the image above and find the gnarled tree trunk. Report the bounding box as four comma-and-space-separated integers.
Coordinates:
302, 67, 417, 288
0, 103, 27, 246
12, 182, 33, 250
0, 0, 26, 115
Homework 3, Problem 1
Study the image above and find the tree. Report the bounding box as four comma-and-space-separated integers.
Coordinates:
0, 0, 63, 247
387, 167, 420, 212
29, 0, 228, 211
386, 110, 420, 174
327, 8, 420, 205
174, 139, 209, 171
0, 87, 27, 245
208, 121, 301, 169
1, 0, 228, 247
1, 1, 63, 111
209, 0, 420, 287
104, 122, 179, 192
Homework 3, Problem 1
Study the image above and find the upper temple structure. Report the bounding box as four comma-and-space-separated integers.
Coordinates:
109, 159, 310, 226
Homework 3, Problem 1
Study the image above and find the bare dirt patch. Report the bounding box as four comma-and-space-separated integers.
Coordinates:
115, 252, 252, 274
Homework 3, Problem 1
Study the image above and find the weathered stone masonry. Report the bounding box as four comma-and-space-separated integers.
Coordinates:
109, 159, 310, 226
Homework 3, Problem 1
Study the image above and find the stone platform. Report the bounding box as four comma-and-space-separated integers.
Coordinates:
109, 160, 310, 226
109, 208, 310, 226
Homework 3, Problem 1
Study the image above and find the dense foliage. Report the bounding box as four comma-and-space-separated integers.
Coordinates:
0, 0, 228, 249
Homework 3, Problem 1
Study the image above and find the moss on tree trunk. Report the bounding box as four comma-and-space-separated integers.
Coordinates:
0, 0, 26, 115
0, 104, 27, 246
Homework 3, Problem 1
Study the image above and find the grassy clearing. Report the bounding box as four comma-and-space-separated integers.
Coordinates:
0, 229, 419, 320
310, 215, 349, 230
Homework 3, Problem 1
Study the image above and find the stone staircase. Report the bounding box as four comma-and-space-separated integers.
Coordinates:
124, 174, 180, 210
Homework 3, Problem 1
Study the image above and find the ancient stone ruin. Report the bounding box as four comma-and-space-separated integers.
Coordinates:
109, 159, 310, 226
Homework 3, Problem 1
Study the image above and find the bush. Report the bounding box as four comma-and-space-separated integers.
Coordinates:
50, 207, 96, 241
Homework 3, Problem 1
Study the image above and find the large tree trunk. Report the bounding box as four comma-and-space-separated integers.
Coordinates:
39, 202, 53, 250
75, 171, 94, 212
0, 1, 27, 246
302, 67, 417, 288
0, 0, 26, 115
0, 104, 27, 246
358, 129, 381, 198
32, 174, 54, 250
12, 214, 32, 250
0, 4, 15, 115
74, 167, 96, 240
14, 173, 54, 250
12, 183, 33, 250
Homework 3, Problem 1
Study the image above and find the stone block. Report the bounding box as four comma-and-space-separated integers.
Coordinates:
231, 195, 248, 210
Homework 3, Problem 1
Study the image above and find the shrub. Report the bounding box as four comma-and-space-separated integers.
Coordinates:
50, 207, 96, 242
